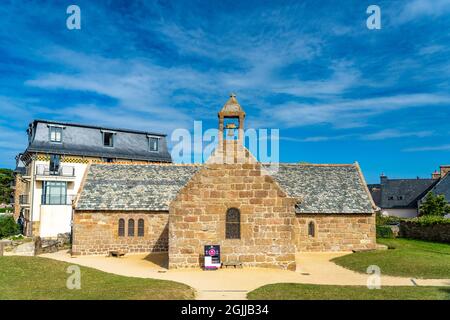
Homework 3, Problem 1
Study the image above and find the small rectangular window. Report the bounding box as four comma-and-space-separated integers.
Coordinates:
103, 132, 114, 147
388, 196, 394, 200
49, 127, 62, 142
149, 137, 159, 152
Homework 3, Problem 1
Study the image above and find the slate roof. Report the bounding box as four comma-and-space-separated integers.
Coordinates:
76, 163, 374, 214
367, 184, 381, 207
75, 164, 200, 211
379, 177, 437, 209
265, 164, 374, 214
422, 173, 450, 203
22, 120, 172, 163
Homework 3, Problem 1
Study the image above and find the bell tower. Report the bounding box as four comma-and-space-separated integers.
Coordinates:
218, 93, 245, 145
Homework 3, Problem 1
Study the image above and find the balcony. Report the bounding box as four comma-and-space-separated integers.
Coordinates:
35, 164, 76, 181
41, 194, 76, 206
19, 194, 30, 206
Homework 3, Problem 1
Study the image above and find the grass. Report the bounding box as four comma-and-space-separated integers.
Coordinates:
247, 283, 450, 300
332, 238, 450, 279
0, 256, 195, 300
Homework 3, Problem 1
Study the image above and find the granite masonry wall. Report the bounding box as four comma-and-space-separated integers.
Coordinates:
168, 161, 298, 271
72, 211, 168, 255
13, 174, 26, 221
295, 214, 376, 251
399, 221, 450, 243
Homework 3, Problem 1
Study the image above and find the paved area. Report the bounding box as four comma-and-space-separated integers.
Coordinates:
40, 250, 450, 300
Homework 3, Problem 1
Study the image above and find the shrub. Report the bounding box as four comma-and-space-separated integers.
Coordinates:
376, 225, 394, 238
409, 215, 450, 226
419, 192, 450, 216
0, 215, 20, 239
376, 214, 401, 226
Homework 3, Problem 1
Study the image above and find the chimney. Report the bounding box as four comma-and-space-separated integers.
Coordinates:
432, 170, 441, 180
440, 165, 450, 178
380, 173, 387, 184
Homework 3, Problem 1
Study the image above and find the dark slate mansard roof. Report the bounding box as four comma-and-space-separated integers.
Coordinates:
76, 163, 375, 214
22, 119, 172, 162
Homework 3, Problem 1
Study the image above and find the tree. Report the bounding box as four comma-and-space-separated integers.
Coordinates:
0, 168, 13, 204
419, 192, 450, 217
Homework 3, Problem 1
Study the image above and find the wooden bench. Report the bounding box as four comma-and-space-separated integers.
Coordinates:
222, 261, 243, 268
108, 250, 126, 258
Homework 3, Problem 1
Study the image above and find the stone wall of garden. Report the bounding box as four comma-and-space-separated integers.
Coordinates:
399, 221, 450, 243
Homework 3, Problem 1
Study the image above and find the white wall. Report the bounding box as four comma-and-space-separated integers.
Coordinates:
382, 208, 418, 218
40, 205, 72, 238
30, 160, 88, 238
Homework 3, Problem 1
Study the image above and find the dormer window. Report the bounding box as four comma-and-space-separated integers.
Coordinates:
49, 126, 62, 143
148, 136, 160, 152
102, 131, 114, 147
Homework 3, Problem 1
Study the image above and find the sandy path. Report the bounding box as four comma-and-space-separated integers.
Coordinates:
39, 251, 450, 300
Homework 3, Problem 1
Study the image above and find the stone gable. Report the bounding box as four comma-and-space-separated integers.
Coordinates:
169, 144, 298, 270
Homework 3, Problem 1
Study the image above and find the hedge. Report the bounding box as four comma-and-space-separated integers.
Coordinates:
376, 225, 394, 238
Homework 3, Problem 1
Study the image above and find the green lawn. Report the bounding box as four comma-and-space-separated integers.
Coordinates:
332, 238, 450, 279
0, 256, 195, 300
248, 283, 450, 300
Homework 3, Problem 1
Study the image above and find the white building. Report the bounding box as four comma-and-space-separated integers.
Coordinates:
14, 120, 171, 238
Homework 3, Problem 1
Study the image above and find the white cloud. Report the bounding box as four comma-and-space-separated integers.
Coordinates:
363, 129, 433, 141
398, 0, 450, 23
403, 144, 450, 152
265, 93, 450, 129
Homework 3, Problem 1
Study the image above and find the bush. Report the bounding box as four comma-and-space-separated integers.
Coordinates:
376, 225, 394, 238
376, 214, 401, 226
0, 215, 20, 239
409, 215, 450, 226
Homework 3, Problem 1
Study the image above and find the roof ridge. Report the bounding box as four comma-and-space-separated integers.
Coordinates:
91, 162, 203, 167
32, 119, 167, 136
263, 163, 355, 167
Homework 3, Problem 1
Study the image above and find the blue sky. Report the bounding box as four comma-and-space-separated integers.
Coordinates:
0, 0, 449, 183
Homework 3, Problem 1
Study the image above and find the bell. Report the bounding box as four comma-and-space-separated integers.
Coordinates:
227, 129, 235, 137
225, 123, 237, 129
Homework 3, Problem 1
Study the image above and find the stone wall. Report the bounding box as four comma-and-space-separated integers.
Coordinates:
400, 221, 450, 243
72, 211, 168, 255
169, 161, 298, 270
295, 214, 376, 251
13, 174, 27, 221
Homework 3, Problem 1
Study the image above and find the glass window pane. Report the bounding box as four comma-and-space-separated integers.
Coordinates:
149, 137, 159, 151
128, 219, 135, 236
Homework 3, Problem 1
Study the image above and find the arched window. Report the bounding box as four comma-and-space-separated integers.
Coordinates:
138, 219, 144, 237
226, 208, 240, 239
128, 219, 135, 237
308, 221, 315, 237
118, 219, 125, 237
